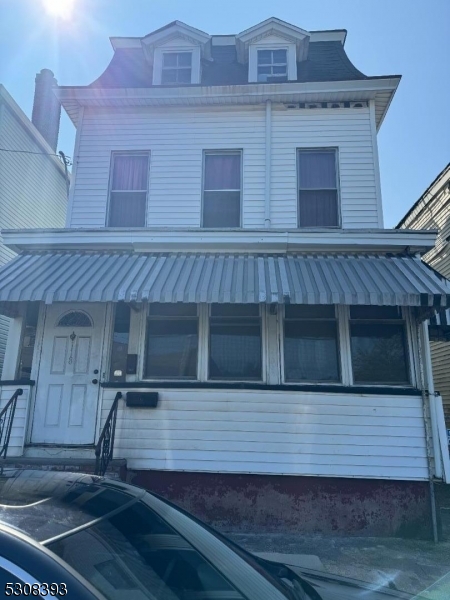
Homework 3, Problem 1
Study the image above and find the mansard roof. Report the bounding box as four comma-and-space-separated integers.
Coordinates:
89, 40, 367, 89
88, 18, 370, 89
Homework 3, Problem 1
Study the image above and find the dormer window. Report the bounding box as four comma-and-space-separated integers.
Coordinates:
161, 52, 192, 84
257, 49, 288, 82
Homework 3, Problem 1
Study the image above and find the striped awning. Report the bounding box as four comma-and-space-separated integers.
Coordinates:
0, 252, 449, 313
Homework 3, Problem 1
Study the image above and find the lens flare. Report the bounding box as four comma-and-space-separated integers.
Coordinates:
42, 0, 75, 20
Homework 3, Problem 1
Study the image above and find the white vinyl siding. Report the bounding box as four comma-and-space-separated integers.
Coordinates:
0, 386, 31, 456
70, 105, 380, 229
100, 388, 428, 480
271, 105, 379, 228
0, 96, 67, 374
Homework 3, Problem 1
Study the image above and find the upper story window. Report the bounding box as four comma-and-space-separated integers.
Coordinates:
202, 151, 241, 228
349, 306, 410, 385
257, 49, 288, 82
161, 52, 192, 84
108, 153, 149, 227
297, 149, 339, 228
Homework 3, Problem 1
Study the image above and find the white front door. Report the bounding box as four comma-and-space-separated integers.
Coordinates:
32, 304, 106, 445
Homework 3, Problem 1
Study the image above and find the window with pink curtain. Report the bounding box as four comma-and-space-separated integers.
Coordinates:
108, 154, 149, 227
298, 149, 339, 227
203, 152, 241, 228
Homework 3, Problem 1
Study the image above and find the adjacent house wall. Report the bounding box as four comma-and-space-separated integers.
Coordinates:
0, 87, 67, 373
398, 167, 450, 422
69, 104, 380, 229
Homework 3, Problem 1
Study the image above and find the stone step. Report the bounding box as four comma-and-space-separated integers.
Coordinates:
0, 457, 127, 480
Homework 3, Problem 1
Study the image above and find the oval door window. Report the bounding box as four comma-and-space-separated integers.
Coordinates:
57, 311, 93, 327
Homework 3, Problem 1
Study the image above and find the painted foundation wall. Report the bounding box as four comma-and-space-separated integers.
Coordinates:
127, 470, 433, 538
101, 388, 429, 481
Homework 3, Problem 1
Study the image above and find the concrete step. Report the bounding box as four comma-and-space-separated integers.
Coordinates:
0, 457, 127, 480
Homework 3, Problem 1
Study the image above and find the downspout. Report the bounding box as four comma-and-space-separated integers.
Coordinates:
265, 100, 272, 228
417, 319, 440, 543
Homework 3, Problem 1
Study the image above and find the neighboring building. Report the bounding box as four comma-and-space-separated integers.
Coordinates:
0, 72, 68, 374
0, 19, 449, 537
397, 163, 450, 426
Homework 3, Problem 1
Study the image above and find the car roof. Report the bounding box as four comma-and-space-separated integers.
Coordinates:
0, 469, 145, 543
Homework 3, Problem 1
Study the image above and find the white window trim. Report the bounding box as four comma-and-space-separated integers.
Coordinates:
201, 149, 243, 229
248, 42, 297, 83
106, 151, 150, 228
296, 147, 342, 229
153, 46, 201, 85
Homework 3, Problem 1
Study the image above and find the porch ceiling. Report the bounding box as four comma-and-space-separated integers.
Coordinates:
0, 252, 449, 315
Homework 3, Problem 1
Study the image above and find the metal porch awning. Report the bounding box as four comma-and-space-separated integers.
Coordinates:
0, 252, 448, 314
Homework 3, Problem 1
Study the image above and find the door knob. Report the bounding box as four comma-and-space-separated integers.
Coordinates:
92, 379, 99, 385
93, 369, 99, 374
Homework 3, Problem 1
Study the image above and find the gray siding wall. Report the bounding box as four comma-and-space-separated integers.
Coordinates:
399, 172, 450, 420
0, 95, 67, 374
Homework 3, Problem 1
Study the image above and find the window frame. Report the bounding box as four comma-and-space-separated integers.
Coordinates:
256, 48, 288, 83
348, 306, 412, 386
296, 147, 341, 229
106, 151, 150, 228
201, 150, 243, 229
160, 51, 193, 85
281, 304, 342, 384
143, 303, 200, 381
206, 304, 264, 382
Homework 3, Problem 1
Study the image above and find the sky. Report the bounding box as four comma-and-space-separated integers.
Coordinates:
0, 0, 449, 227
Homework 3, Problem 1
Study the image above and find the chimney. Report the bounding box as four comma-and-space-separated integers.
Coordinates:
32, 69, 61, 151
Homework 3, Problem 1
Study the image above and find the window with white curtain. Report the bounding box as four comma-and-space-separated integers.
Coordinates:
297, 149, 339, 227
108, 153, 149, 227
202, 152, 241, 228
283, 305, 340, 382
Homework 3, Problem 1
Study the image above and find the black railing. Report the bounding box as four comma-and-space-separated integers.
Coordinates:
95, 392, 122, 476
0, 388, 23, 459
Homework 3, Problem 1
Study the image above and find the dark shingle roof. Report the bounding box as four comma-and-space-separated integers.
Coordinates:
89, 41, 367, 89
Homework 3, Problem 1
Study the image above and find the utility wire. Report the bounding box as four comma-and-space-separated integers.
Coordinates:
0, 147, 72, 165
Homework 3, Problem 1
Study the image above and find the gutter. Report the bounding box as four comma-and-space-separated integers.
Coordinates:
0, 227, 438, 255
265, 100, 272, 228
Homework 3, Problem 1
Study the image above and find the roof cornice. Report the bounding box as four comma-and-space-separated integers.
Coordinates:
1, 227, 437, 255
56, 77, 401, 129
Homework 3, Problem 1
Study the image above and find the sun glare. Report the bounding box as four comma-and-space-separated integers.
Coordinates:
42, 0, 75, 20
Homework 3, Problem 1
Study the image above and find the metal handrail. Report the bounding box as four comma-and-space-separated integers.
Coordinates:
94, 392, 122, 476
0, 388, 23, 459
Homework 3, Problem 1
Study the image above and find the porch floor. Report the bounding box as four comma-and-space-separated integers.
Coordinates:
0, 457, 127, 480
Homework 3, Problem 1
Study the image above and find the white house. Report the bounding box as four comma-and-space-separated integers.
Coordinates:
1, 18, 449, 538
0, 73, 68, 374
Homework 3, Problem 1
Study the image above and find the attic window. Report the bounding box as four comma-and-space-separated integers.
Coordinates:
257, 49, 287, 82
161, 52, 192, 84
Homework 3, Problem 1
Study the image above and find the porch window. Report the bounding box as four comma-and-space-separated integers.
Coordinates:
257, 49, 288, 82
202, 152, 241, 228
108, 153, 149, 227
349, 306, 409, 384
298, 149, 339, 227
161, 52, 192, 84
209, 305, 262, 380
144, 304, 198, 379
110, 303, 130, 382
16, 303, 39, 380
283, 305, 340, 382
